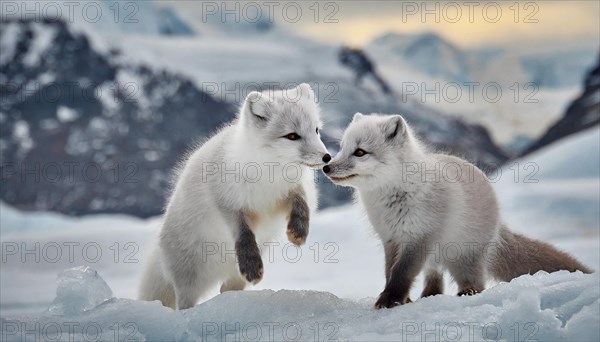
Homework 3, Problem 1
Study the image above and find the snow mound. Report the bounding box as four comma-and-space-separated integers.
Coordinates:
525, 126, 599, 180
3, 267, 598, 341
495, 127, 600, 242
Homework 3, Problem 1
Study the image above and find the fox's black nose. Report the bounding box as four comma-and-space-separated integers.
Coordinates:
322, 154, 331, 163
323, 165, 331, 174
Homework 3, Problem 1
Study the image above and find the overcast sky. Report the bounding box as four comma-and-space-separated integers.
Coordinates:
161, 0, 599, 48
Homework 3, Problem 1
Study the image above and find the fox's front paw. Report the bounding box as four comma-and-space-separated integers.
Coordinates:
287, 214, 309, 246
374, 291, 411, 309
238, 254, 264, 285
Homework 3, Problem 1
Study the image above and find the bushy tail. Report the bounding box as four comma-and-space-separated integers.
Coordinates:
489, 225, 592, 282
138, 247, 176, 309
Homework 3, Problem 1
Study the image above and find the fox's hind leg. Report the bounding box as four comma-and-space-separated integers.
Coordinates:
447, 250, 486, 296
168, 255, 214, 310
173, 276, 207, 310
421, 261, 444, 298
160, 233, 216, 310
220, 276, 247, 293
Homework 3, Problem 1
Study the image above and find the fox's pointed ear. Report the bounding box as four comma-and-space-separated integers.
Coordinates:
297, 83, 315, 101
352, 113, 364, 122
243, 91, 271, 123
381, 115, 406, 141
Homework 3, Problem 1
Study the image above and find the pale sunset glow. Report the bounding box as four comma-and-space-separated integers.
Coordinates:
284, 1, 600, 47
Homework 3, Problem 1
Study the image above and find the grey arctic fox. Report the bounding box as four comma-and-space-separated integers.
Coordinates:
139, 84, 330, 309
323, 113, 591, 309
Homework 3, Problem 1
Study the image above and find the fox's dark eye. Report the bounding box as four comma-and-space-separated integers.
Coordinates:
353, 148, 367, 157
316, 128, 319, 134
285, 133, 300, 140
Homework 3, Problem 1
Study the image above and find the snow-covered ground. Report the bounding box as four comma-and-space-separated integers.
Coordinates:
1, 128, 598, 340
2, 267, 598, 341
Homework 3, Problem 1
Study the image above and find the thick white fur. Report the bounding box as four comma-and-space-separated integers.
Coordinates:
328, 113, 590, 305
139, 84, 328, 309
327, 113, 499, 293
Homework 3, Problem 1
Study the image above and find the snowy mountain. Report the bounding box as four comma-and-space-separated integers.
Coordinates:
196, 3, 274, 35
367, 31, 597, 90
368, 32, 472, 83
0, 18, 508, 217
523, 54, 600, 155
155, 6, 195, 36
0, 0, 194, 37
365, 32, 599, 144
0, 19, 234, 218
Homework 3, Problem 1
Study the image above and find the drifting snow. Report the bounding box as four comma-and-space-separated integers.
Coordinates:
2, 267, 598, 341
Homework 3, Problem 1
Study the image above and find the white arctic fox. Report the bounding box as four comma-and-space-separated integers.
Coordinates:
323, 113, 591, 309
139, 84, 331, 309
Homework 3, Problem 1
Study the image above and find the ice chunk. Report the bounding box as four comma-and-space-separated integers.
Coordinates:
48, 266, 113, 316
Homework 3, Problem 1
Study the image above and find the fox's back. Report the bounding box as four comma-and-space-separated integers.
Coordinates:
432, 154, 501, 246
